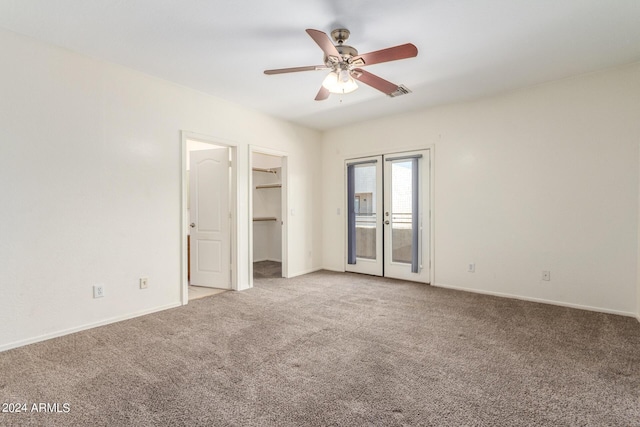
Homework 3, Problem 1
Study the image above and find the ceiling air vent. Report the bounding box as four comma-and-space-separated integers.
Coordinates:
389, 85, 412, 97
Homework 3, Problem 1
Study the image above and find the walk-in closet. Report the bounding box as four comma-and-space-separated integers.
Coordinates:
252, 152, 283, 278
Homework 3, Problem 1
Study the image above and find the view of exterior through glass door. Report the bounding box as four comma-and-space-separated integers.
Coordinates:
345, 149, 430, 283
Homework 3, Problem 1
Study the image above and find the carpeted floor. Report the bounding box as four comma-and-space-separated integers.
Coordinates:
1, 270, 639, 426
253, 260, 282, 279
188, 285, 227, 301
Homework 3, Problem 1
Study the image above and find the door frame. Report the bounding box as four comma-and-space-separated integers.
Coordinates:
181, 131, 238, 305
248, 145, 289, 287
343, 146, 435, 285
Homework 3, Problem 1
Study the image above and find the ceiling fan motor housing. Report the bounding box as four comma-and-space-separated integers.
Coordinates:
324, 44, 359, 69
322, 28, 360, 69
331, 28, 351, 44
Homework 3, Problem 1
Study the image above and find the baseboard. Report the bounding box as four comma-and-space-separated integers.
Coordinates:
0, 301, 182, 353
321, 266, 345, 273
288, 267, 323, 278
253, 258, 282, 263
433, 282, 636, 318
636, 313, 640, 324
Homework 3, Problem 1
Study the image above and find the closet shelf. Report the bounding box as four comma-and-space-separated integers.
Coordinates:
252, 167, 277, 174
256, 184, 282, 189
253, 217, 277, 222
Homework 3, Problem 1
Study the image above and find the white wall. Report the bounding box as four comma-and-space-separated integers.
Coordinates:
0, 29, 322, 351
322, 63, 640, 316
252, 152, 282, 170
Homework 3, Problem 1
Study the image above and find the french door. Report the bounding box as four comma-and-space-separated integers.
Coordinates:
345, 150, 430, 283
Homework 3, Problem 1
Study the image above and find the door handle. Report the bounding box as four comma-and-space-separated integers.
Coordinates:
384, 220, 390, 225
190, 223, 195, 228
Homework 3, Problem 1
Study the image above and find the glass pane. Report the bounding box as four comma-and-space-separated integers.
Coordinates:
354, 164, 377, 259
391, 161, 413, 263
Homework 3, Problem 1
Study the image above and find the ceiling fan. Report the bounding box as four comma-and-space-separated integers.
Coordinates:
264, 28, 418, 101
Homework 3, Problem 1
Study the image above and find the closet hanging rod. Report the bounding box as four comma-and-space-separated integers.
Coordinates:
252, 167, 277, 174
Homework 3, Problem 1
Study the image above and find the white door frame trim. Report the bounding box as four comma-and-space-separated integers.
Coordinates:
248, 145, 289, 288
181, 131, 239, 305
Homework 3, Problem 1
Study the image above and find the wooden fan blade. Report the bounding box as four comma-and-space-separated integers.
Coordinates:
264, 65, 327, 75
315, 86, 330, 101
306, 29, 341, 60
352, 43, 418, 66
352, 69, 398, 95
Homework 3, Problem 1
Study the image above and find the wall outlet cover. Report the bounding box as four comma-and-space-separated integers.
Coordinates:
93, 285, 104, 298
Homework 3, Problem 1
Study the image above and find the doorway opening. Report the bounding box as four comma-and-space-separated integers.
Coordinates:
345, 149, 432, 283
181, 133, 237, 304
249, 149, 288, 284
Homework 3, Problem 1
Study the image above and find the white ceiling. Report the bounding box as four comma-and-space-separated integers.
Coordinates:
1, 0, 639, 130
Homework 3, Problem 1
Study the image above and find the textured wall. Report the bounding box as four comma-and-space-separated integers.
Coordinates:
0, 29, 322, 351
322, 63, 640, 315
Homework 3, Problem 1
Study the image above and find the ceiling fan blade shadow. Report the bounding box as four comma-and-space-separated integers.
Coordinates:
352, 69, 398, 95
353, 43, 418, 66
306, 29, 341, 60
315, 86, 330, 101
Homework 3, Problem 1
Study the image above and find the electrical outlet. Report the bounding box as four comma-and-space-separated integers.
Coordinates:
139, 277, 149, 289
93, 285, 105, 298
468, 263, 475, 273
542, 271, 551, 281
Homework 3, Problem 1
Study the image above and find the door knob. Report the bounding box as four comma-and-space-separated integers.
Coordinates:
190, 223, 195, 228
384, 220, 390, 225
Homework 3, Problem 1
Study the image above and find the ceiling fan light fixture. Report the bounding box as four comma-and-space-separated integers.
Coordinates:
322, 71, 358, 94
264, 28, 418, 101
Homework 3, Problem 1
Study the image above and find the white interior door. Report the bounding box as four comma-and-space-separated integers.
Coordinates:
345, 156, 383, 276
383, 150, 430, 283
189, 148, 230, 289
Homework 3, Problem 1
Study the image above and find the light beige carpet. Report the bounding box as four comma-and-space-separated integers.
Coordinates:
1, 270, 639, 426
253, 260, 282, 279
